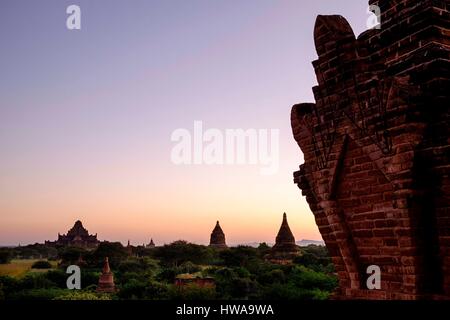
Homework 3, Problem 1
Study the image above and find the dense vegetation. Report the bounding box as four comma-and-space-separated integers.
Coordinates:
0, 241, 337, 300
31, 260, 52, 269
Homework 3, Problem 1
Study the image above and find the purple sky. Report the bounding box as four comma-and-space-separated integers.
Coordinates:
0, 0, 370, 246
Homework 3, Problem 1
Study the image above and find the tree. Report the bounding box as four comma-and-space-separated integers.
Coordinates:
14, 244, 57, 259
289, 266, 337, 291
117, 279, 147, 300
58, 246, 88, 266
31, 260, 52, 269
0, 283, 4, 300
219, 246, 258, 267
294, 245, 334, 272
0, 249, 12, 264
54, 291, 111, 300
153, 241, 214, 266
169, 284, 216, 300
257, 243, 271, 256
91, 242, 128, 267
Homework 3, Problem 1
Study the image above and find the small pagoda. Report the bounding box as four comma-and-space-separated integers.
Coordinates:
267, 213, 300, 264
96, 257, 116, 293
125, 240, 134, 256
146, 238, 155, 249
209, 221, 227, 249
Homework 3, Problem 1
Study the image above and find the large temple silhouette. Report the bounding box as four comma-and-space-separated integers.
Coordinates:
45, 220, 99, 248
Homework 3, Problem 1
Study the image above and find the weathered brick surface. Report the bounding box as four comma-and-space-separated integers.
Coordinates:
291, 0, 449, 299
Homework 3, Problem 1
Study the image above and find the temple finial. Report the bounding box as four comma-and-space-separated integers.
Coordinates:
102, 257, 111, 273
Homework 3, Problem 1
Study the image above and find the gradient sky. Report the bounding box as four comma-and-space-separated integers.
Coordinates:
0, 0, 370, 246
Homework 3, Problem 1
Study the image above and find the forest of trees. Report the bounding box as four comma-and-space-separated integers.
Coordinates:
0, 241, 337, 300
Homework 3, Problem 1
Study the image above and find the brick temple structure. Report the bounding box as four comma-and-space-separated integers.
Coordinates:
96, 257, 116, 293
209, 221, 227, 249
45, 220, 99, 248
267, 213, 300, 264
291, 0, 449, 299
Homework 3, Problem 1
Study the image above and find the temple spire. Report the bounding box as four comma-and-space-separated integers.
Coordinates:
102, 257, 111, 273
209, 220, 227, 249
97, 257, 116, 293
267, 212, 299, 264
146, 238, 155, 248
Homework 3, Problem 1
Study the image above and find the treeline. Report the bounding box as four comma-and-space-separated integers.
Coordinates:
0, 241, 337, 300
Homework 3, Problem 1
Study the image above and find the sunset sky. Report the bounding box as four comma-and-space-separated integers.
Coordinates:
0, 0, 370, 246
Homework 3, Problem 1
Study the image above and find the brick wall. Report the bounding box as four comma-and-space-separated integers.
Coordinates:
291, 0, 449, 299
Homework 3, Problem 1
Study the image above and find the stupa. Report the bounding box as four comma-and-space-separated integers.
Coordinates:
96, 257, 116, 293
146, 238, 155, 249
209, 221, 227, 249
268, 213, 300, 264
125, 240, 133, 256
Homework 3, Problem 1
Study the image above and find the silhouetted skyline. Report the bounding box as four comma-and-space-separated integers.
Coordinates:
0, 1, 369, 245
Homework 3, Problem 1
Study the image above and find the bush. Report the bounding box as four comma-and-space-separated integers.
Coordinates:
54, 290, 111, 300
81, 271, 101, 288
178, 261, 201, 274
9, 288, 67, 300
169, 284, 216, 300
0, 249, 12, 264
154, 241, 215, 266
117, 257, 159, 279
118, 259, 146, 274
58, 247, 88, 266
289, 266, 337, 291
0, 276, 20, 298
293, 245, 335, 274
31, 260, 52, 269
20, 273, 57, 290
44, 270, 68, 288
91, 242, 129, 268
258, 269, 286, 285
234, 267, 251, 278
229, 277, 258, 298
117, 278, 170, 300
156, 268, 178, 283
262, 283, 329, 300
12, 244, 57, 260
219, 246, 258, 267
143, 281, 170, 299
117, 279, 147, 299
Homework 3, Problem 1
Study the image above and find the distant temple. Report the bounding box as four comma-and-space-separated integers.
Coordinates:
267, 213, 300, 264
146, 238, 155, 249
96, 257, 116, 293
125, 240, 133, 256
175, 273, 215, 289
45, 220, 99, 248
209, 221, 227, 249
